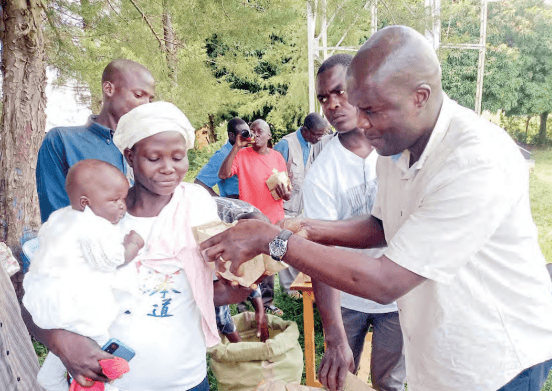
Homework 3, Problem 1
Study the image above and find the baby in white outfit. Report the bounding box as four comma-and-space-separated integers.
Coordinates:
23, 159, 144, 391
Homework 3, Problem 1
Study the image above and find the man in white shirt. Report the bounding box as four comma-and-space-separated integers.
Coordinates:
303, 54, 405, 391
200, 25, 552, 391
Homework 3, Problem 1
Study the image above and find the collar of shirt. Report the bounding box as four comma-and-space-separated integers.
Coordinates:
395, 94, 454, 180
220, 140, 233, 153
86, 115, 116, 142
296, 127, 310, 146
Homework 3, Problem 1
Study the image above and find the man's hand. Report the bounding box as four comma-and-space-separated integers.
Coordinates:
255, 307, 269, 342
200, 220, 279, 276
318, 339, 355, 391
214, 276, 254, 306
235, 134, 250, 149
50, 330, 113, 386
250, 296, 269, 342
275, 182, 292, 201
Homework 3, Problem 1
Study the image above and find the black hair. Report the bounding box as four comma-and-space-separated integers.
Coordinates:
227, 118, 247, 134
303, 112, 327, 131
317, 53, 354, 77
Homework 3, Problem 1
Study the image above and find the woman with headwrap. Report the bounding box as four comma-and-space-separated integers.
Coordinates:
102, 101, 246, 390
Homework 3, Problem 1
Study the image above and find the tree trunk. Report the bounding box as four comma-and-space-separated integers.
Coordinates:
525, 115, 531, 141
207, 113, 217, 144
538, 112, 549, 145
0, 0, 47, 296
162, 0, 177, 81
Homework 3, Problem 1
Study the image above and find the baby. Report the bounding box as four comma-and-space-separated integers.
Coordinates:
23, 159, 144, 391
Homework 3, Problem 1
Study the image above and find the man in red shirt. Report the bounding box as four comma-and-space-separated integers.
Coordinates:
219, 119, 291, 224
219, 119, 291, 316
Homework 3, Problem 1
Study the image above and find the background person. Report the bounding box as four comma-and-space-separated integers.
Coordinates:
199, 25, 552, 391
274, 112, 330, 297
273, 112, 329, 217
195, 118, 250, 199
219, 119, 291, 224
36, 59, 155, 223
303, 54, 405, 391
219, 118, 290, 315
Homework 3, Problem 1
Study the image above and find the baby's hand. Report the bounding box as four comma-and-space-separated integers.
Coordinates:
124, 231, 144, 249
122, 231, 145, 265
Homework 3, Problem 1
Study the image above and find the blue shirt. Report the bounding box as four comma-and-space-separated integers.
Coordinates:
195, 141, 239, 197
36, 116, 127, 223
273, 128, 311, 165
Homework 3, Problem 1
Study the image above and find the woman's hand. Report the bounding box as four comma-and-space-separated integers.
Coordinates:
200, 220, 280, 276
50, 330, 113, 386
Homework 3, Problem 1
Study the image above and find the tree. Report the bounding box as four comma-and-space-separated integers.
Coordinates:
0, 0, 47, 294
440, 0, 552, 144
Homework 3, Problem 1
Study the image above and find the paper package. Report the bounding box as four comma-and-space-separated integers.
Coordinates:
193, 221, 288, 287
266, 169, 291, 200
255, 372, 376, 391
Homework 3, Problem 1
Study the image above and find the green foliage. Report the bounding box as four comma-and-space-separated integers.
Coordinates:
440, 0, 552, 144
33, 340, 48, 366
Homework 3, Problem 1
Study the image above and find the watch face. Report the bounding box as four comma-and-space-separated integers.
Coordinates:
270, 238, 287, 258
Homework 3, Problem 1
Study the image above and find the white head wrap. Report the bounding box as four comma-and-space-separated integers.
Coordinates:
113, 101, 195, 153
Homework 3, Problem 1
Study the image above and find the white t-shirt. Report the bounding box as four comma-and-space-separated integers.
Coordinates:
302, 136, 397, 314
373, 96, 552, 391
109, 184, 219, 391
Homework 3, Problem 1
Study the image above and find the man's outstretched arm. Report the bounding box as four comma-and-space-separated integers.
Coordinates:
200, 218, 425, 304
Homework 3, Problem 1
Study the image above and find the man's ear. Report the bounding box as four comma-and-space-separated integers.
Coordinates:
124, 148, 134, 168
414, 84, 431, 108
79, 196, 90, 211
103, 81, 114, 98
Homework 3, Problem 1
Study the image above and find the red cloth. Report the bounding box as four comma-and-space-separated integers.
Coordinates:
231, 148, 287, 223
69, 357, 130, 391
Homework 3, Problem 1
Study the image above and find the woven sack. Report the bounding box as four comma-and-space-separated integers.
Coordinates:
209, 312, 303, 391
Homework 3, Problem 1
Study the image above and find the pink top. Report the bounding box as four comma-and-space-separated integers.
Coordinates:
137, 184, 220, 347
231, 147, 287, 223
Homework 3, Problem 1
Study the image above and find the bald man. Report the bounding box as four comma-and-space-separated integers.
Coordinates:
37, 59, 155, 222
200, 26, 552, 391
219, 119, 291, 316
219, 119, 291, 224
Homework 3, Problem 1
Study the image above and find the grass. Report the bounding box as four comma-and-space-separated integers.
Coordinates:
529, 149, 552, 263
33, 148, 552, 389
530, 148, 552, 389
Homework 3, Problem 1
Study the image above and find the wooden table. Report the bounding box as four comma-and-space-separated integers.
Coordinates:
290, 272, 323, 388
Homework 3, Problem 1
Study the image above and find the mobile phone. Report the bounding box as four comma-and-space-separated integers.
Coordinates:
102, 338, 135, 362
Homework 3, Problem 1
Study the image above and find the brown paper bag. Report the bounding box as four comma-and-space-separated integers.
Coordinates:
193, 221, 288, 287
255, 372, 376, 391
266, 169, 291, 200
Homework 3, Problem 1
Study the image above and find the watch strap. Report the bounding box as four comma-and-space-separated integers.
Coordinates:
278, 229, 293, 241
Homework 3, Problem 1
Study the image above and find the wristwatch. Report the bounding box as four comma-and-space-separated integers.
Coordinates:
269, 229, 293, 261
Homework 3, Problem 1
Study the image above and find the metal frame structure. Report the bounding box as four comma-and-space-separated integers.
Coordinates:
307, 0, 500, 115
